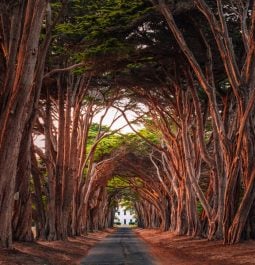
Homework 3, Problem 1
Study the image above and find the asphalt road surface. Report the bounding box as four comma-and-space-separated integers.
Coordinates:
80, 228, 158, 265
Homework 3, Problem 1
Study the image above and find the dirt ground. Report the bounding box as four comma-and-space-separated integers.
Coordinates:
0, 229, 114, 265
1, 228, 255, 265
135, 229, 255, 265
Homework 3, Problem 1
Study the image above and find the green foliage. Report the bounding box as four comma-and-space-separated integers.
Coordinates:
120, 198, 137, 211
108, 176, 140, 207
94, 134, 123, 161
85, 38, 131, 59
53, 0, 152, 63
85, 123, 122, 161
197, 201, 203, 215
121, 128, 159, 156
86, 122, 159, 162
87, 123, 109, 143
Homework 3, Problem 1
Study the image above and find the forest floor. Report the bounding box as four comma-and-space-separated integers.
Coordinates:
135, 228, 255, 265
1, 228, 255, 265
0, 229, 114, 265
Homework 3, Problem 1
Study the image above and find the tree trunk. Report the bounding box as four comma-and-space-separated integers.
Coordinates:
0, 1, 47, 247
12, 123, 33, 242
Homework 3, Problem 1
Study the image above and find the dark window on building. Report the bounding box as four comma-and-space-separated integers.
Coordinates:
124, 219, 126, 224
118, 212, 120, 215
124, 210, 126, 215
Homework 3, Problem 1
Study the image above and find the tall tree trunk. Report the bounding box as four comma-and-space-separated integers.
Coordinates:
0, 0, 47, 248
45, 94, 57, 240
31, 144, 47, 239
12, 123, 33, 241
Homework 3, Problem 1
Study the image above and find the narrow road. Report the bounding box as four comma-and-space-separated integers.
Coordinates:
80, 228, 158, 265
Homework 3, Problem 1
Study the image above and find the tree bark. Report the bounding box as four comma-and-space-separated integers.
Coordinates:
0, 0, 47, 248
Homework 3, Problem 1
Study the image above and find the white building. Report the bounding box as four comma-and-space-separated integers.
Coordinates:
114, 205, 136, 226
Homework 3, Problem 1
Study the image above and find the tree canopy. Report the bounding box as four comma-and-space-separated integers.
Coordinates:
0, 0, 254, 248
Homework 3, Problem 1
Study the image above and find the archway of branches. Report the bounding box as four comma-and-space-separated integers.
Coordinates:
86, 150, 168, 232
1, 0, 255, 249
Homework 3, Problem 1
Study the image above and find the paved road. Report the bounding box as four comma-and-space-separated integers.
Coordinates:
80, 228, 158, 265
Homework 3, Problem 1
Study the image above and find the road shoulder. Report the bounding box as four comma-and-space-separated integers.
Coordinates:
135, 228, 255, 265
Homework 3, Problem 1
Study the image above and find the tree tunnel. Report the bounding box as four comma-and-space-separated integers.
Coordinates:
1, 0, 255, 249
85, 151, 170, 233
